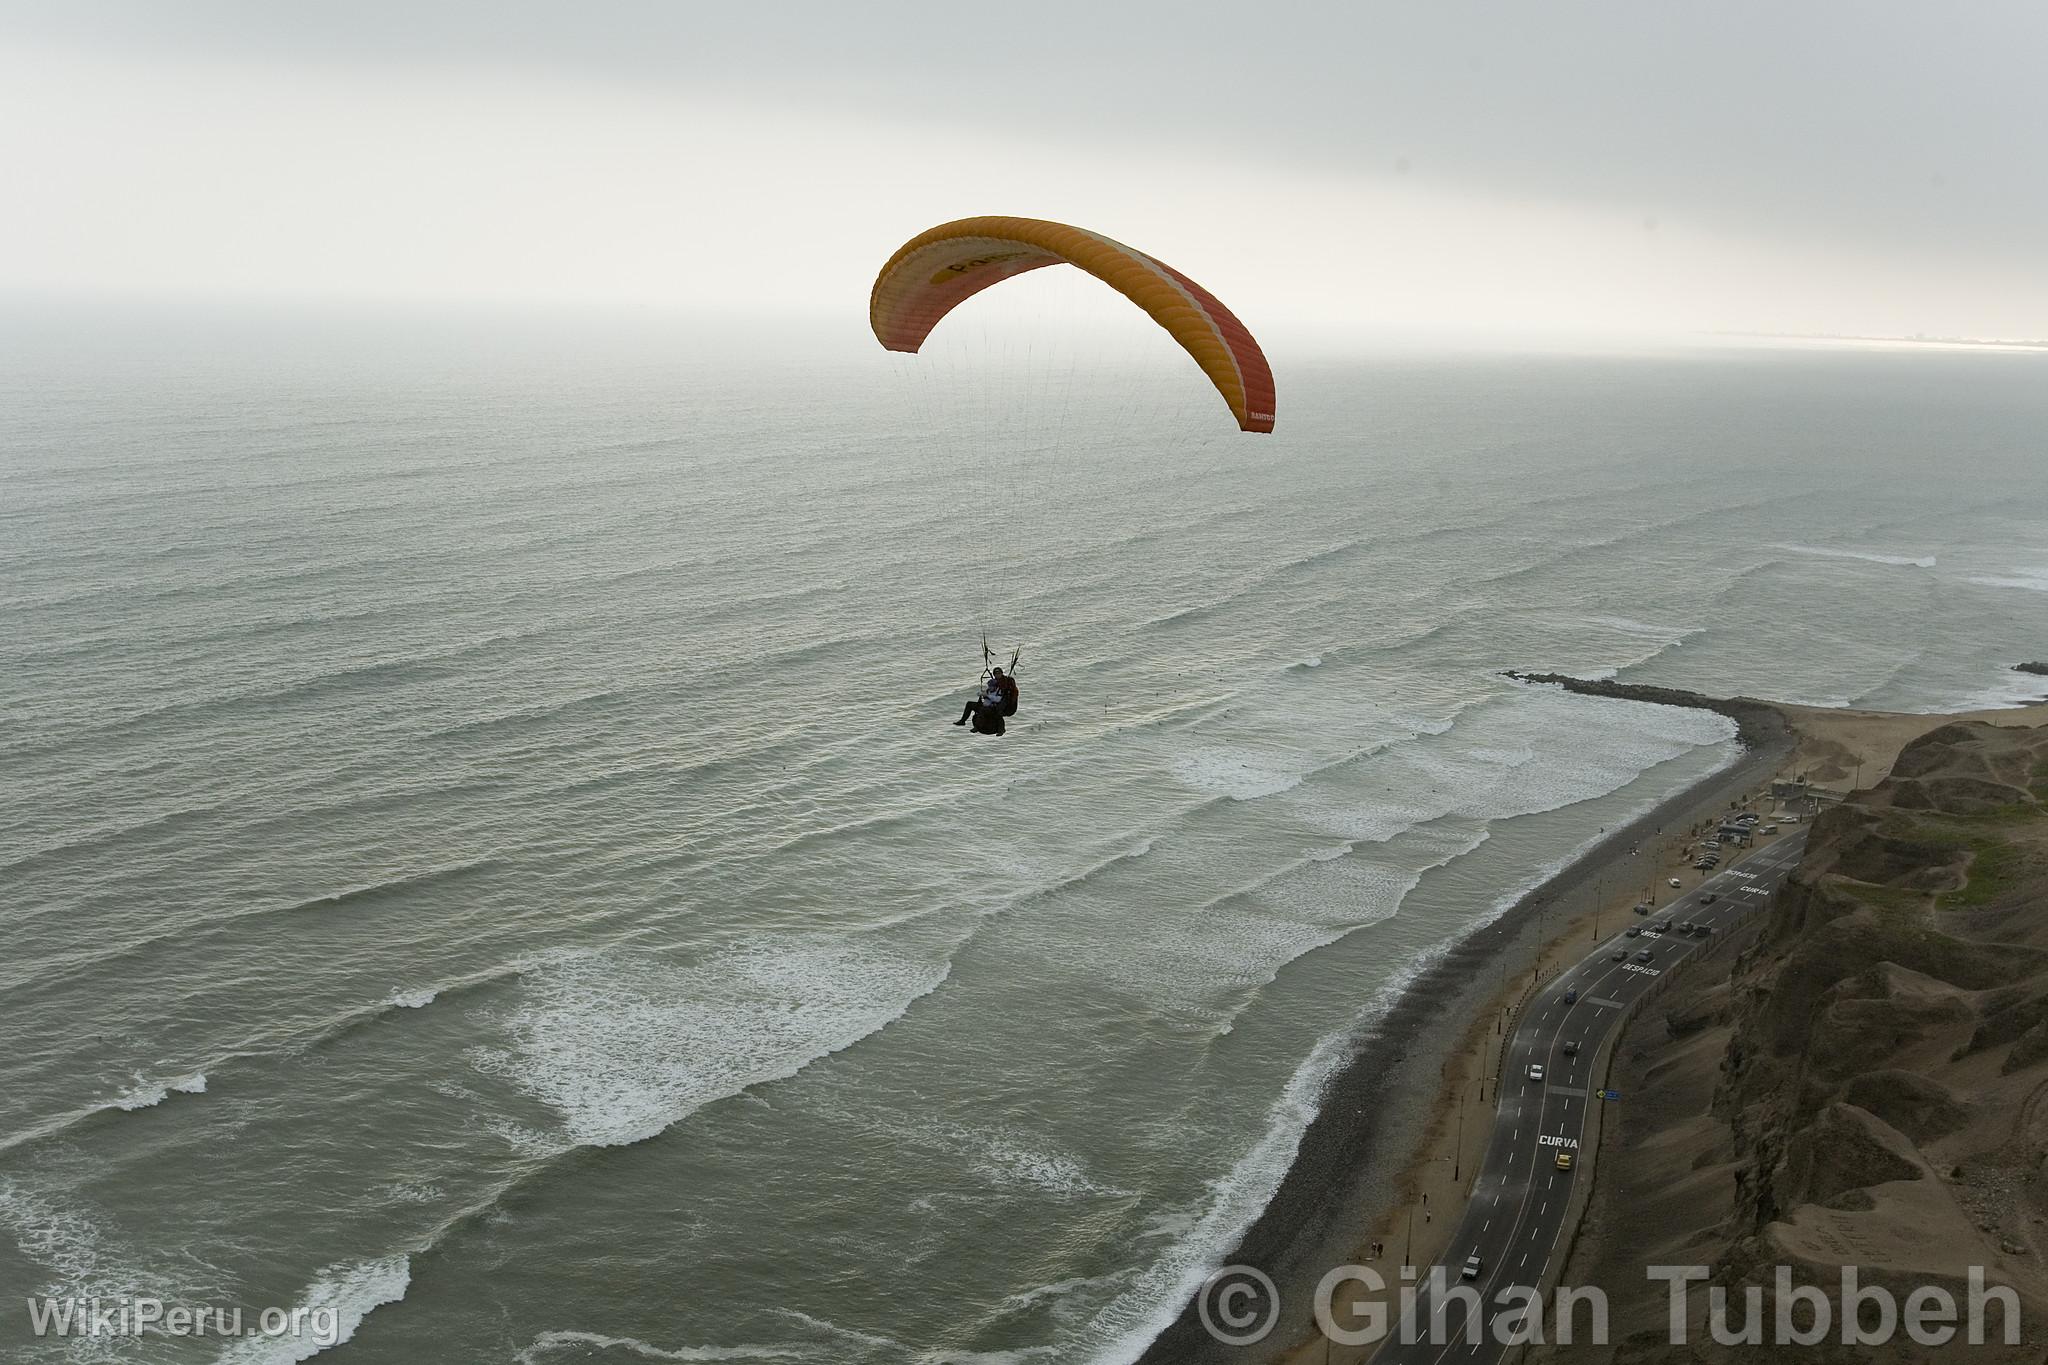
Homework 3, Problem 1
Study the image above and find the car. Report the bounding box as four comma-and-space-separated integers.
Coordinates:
1633, 950, 1654, 963
1668, 878, 1683, 888
1462, 1254, 1483, 1280
1527, 1064, 1546, 1082
1696, 924, 1714, 936
1633, 902, 1652, 916
1703, 840, 1721, 851
1562, 1039, 1580, 1056
1736, 813, 1760, 826
1762, 824, 1779, 834
1610, 950, 1627, 962
1626, 926, 1642, 937
1678, 920, 1695, 933
1555, 1151, 1575, 1171
1564, 987, 1579, 1004
1654, 920, 1672, 932
1701, 893, 1718, 905
1781, 815, 1801, 824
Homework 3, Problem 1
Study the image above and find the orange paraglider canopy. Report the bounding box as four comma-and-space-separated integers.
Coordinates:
869, 216, 1275, 433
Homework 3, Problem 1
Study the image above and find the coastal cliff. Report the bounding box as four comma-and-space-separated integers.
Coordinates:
1540, 718, 2048, 1361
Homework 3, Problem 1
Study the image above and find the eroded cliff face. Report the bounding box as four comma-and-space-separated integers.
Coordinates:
1534, 721, 2048, 1364
1707, 722, 2048, 1353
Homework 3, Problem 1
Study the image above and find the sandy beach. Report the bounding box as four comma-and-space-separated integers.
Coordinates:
1142, 678, 2048, 1365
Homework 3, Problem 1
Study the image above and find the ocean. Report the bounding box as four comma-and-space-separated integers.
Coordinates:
3, 310, 2045, 1363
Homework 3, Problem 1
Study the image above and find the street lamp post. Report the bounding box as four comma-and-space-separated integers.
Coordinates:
1454, 1083, 1466, 1183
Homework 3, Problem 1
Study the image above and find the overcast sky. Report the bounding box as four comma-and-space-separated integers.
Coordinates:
4, 2, 2043, 342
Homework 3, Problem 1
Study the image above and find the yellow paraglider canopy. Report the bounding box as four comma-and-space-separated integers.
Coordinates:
870, 216, 1275, 433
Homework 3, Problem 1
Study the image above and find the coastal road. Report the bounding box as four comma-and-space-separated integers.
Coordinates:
1369, 829, 1810, 1363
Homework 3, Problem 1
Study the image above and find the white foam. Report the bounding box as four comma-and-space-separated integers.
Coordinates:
477, 938, 948, 1148
1779, 543, 1936, 569
1966, 566, 2048, 593
1579, 614, 1693, 639
1080, 961, 1428, 1365
516, 1331, 799, 1363
0, 1177, 165, 1314
998, 1273, 1127, 1316
114, 1078, 168, 1111
388, 988, 438, 1009
963, 1128, 1130, 1199
768, 1309, 911, 1355
213, 1256, 410, 1364
111, 1071, 207, 1110
1950, 672, 2048, 711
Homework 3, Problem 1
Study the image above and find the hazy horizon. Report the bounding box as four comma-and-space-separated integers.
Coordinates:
5, 2, 2045, 347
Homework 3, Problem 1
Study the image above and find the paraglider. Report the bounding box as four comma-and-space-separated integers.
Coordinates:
871, 216, 1274, 734
954, 641, 1022, 736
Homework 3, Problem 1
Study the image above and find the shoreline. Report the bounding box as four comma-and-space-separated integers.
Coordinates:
1138, 679, 1795, 1364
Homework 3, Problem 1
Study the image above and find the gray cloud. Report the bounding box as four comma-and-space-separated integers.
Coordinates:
6, 2, 2043, 301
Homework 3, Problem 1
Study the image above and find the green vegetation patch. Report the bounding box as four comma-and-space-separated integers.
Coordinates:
1889, 809, 2042, 911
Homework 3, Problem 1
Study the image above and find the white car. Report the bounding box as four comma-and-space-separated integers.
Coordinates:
1668, 878, 1683, 888
1462, 1254, 1483, 1280
1527, 1063, 1546, 1082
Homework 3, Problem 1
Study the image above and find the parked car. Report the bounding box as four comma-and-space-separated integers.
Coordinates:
1668, 878, 1683, 888
1633, 902, 1652, 915
1781, 815, 1801, 824
1762, 824, 1779, 834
